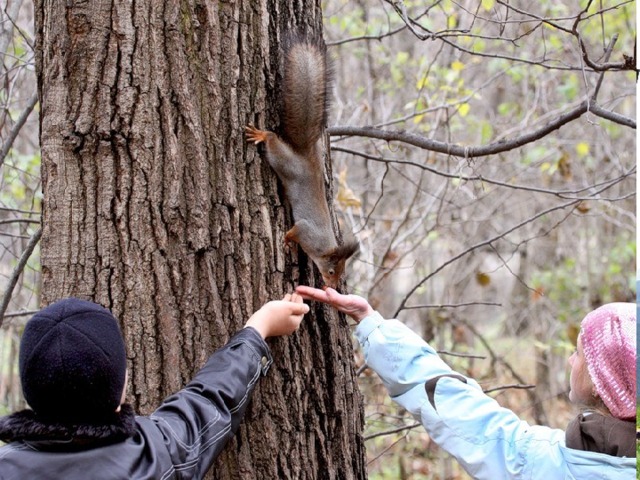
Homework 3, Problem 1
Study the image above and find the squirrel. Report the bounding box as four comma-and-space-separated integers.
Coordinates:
245, 36, 359, 289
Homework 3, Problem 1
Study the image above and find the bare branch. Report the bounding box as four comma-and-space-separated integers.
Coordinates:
484, 383, 536, 394
329, 97, 634, 159
437, 350, 486, 360
392, 199, 582, 317
0, 206, 39, 216
2, 309, 37, 318
0, 309, 38, 326
0, 227, 42, 328
0, 92, 39, 168
589, 102, 636, 128
364, 422, 422, 441
331, 146, 636, 199
456, 318, 532, 390
381, 0, 634, 72
327, 23, 408, 47
403, 301, 502, 310
0, 218, 40, 226
589, 34, 618, 100
493, 1, 632, 71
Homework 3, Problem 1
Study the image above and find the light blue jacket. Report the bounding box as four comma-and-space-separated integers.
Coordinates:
355, 312, 636, 480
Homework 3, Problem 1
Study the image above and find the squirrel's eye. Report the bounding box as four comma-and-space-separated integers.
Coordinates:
328, 269, 335, 275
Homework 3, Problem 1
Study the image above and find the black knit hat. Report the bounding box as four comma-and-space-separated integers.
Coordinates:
19, 298, 127, 424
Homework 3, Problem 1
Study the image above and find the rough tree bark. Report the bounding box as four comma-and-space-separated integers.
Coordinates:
34, 0, 366, 478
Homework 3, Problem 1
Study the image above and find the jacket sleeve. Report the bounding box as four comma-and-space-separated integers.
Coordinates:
355, 312, 566, 480
148, 326, 272, 479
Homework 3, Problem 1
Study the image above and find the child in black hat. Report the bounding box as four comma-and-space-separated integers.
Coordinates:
0, 293, 308, 479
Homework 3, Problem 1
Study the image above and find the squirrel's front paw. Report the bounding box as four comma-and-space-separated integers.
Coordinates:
245, 125, 268, 145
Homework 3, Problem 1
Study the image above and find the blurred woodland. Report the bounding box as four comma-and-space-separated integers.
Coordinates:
323, 0, 635, 478
0, 0, 636, 479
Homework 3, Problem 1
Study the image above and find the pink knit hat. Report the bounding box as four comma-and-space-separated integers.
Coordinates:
580, 302, 636, 420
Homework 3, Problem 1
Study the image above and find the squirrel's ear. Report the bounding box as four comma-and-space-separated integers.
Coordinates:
333, 240, 359, 261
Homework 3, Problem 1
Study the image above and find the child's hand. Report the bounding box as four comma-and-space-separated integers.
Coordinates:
295, 286, 374, 323
245, 293, 309, 339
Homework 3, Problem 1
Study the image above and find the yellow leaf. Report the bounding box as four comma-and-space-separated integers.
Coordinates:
447, 14, 458, 30
416, 76, 429, 89
531, 286, 544, 301
576, 201, 590, 214
413, 114, 425, 124
336, 169, 362, 209
575, 142, 589, 157
476, 272, 491, 286
481, 0, 495, 10
458, 103, 470, 117
557, 152, 572, 180
451, 60, 465, 72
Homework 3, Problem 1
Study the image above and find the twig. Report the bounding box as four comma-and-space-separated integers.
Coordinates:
436, 350, 486, 360
403, 301, 501, 309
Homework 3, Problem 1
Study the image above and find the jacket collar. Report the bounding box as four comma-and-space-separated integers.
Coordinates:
0, 404, 136, 450
565, 411, 635, 458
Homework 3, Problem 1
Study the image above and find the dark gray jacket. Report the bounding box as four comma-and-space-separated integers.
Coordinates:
0, 327, 272, 480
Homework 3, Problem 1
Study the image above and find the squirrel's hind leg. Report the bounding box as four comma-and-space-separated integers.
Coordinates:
284, 225, 300, 245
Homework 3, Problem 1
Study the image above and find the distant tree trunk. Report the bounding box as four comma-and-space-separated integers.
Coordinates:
34, 1, 366, 478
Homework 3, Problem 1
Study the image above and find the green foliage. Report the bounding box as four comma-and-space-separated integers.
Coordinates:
324, 1, 634, 477
530, 232, 635, 330
0, 151, 41, 209
558, 74, 580, 102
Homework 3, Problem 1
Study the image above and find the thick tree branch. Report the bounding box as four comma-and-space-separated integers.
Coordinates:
329, 98, 634, 159
589, 102, 636, 128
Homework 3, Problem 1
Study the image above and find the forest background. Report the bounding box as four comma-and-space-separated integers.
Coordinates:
0, 1, 636, 479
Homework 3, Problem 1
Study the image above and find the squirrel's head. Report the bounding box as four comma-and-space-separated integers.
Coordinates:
316, 240, 359, 289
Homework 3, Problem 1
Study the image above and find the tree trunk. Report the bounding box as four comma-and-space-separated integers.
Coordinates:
34, 1, 366, 478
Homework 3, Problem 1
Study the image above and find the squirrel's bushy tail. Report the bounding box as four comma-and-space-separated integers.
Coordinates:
281, 35, 333, 154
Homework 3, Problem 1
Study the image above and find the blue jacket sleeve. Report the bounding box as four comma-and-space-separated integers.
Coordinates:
355, 312, 568, 480
147, 326, 272, 479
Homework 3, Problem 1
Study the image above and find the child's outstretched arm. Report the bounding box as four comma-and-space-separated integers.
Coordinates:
245, 292, 309, 338
295, 286, 373, 323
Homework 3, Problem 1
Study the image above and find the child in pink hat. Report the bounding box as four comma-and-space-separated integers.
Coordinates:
569, 302, 636, 420
564, 302, 636, 457
298, 285, 637, 480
